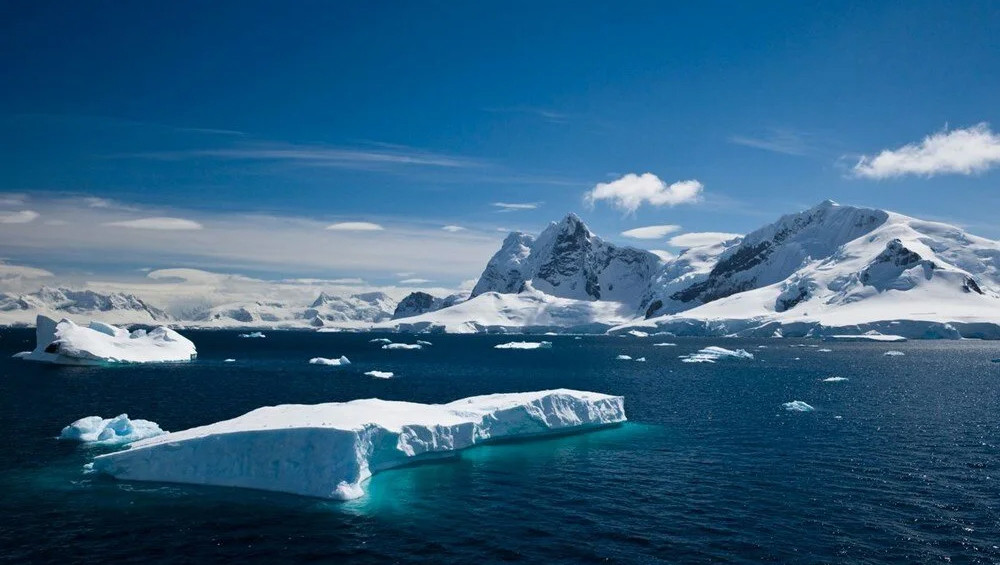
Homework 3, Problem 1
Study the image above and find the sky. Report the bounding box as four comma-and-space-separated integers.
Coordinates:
2, 1, 999, 295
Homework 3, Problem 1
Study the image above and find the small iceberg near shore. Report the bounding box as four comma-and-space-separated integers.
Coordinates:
616, 354, 632, 360
91, 389, 626, 500
494, 341, 552, 350
238, 331, 266, 339
782, 401, 815, 412
18, 315, 196, 365
364, 370, 394, 379
822, 376, 849, 382
680, 346, 754, 364
383, 343, 422, 350
884, 350, 905, 356
310, 356, 351, 366
60, 414, 166, 445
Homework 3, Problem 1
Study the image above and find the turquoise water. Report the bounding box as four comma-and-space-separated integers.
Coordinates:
2, 329, 1000, 563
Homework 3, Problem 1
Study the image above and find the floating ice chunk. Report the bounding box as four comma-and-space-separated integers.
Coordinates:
309, 356, 351, 366
818, 348, 832, 352
827, 333, 906, 342
627, 330, 649, 338
239, 332, 266, 339
92, 389, 627, 500
652, 343, 677, 347
635, 357, 646, 362
369, 338, 393, 344
364, 370, 394, 379
60, 414, 166, 445
19, 315, 196, 365
223, 358, 236, 363
782, 401, 815, 412
616, 354, 632, 360
822, 376, 848, 382
494, 341, 552, 350
416, 340, 433, 346
884, 350, 905, 356
680, 346, 754, 364
382, 343, 422, 350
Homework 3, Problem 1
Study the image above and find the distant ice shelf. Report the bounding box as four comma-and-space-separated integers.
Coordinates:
92, 389, 626, 500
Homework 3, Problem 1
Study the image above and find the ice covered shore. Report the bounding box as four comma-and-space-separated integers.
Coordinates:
93, 389, 626, 500
17, 315, 196, 365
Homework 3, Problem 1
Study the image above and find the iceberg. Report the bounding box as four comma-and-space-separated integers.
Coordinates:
822, 376, 848, 382
60, 414, 166, 445
309, 356, 351, 366
223, 358, 236, 363
616, 354, 632, 360
238, 331, 266, 339
416, 340, 433, 346
680, 346, 754, 364
19, 315, 196, 365
652, 342, 677, 347
883, 350, 905, 356
382, 343, 422, 350
782, 401, 815, 412
92, 389, 626, 500
494, 341, 552, 350
364, 370, 394, 379
369, 338, 392, 344
626, 330, 649, 338
635, 357, 646, 362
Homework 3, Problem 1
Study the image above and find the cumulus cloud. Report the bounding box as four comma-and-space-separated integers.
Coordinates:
620, 224, 681, 239
492, 202, 540, 212
0, 210, 40, 224
325, 221, 384, 231
648, 250, 676, 262
585, 173, 703, 213
442, 225, 466, 232
853, 123, 1000, 179
668, 232, 741, 248
104, 217, 204, 230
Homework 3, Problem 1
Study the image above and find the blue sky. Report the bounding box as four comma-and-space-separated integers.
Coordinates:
1, 1, 999, 287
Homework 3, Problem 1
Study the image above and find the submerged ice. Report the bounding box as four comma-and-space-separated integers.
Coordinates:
92, 389, 626, 500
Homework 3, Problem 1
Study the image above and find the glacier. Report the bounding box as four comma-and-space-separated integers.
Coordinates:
91, 389, 626, 500
60, 414, 166, 445
19, 315, 196, 365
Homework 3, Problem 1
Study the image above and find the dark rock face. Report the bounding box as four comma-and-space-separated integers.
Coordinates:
392, 291, 468, 320
964, 277, 984, 294
860, 239, 932, 285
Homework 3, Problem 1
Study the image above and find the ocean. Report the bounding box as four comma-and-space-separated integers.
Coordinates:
1, 329, 999, 563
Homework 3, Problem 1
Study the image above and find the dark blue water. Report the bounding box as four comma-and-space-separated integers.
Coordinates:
2, 330, 999, 563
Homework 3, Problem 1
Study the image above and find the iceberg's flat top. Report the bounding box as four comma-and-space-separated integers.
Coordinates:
20, 315, 196, 365
93, 389, 625, 500
494, 341, 552, 350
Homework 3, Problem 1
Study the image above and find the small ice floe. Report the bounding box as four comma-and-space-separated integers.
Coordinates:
782, 401, 815, 412
239, 331, 266, 339
494, 341, 552, 350
817, 348, 832, 352
223, 358, 236, 363
382, 343, 422, 350
635, 357, 647, 362
416, 340, 433, 346
364, 370, 394, 379
756, 345, 768, 349
680, 346, 754, 364
616, 354, 632, 360
822, 376, 848, 382
653, 343, 677, 347
309, 356, 351, 366
573, 336, 582, 340
627, 330, 649, 338
884, 350, 905, 356
60, 414, 166, 445
369, 338, 392, 344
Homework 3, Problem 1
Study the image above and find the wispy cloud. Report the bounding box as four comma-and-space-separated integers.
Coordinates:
492, 202, 542, 212
648, 250, 676, 262
620, 225, 682, 239
0, 210, 40, 224
852, 123, 1000, 179
399, 278, 432, 284
442, 225, 466, 232
325, 221, 385, 232
668, 232, 741, 248
728, 128, 811, 156
104, 217, 204, 230
585, 173, 703, 214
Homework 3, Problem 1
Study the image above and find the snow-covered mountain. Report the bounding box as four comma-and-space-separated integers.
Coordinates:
0, 287, 170, 326
472, 213, 662, 310
392, 291, 468, 319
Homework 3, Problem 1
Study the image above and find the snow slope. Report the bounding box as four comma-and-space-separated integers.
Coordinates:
19, 315, 197, 365
0, 287, 170, 326
92, 389, 626, 500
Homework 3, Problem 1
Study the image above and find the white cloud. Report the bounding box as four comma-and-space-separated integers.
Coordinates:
492, 202, 540, 212
0, 193, 29, 206
585, 173, 703, 213
442, 225, 466, 232
104, 217, 204, 230
399, 278, 432, 284
668, 232, 741, 248
853, 123, 1000, 179
620, 224, 681, 239
0, 210, 40, 224
648, 250, 676, 262
0, 260, 53, 282
458, 278, 478, 290
325, 221, 384, 231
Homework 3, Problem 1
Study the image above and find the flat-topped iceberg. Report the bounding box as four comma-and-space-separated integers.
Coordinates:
60, 414, 166, 445
92, 389, 626, 500
680, 346, 754, 363
309, 356, 351, 366
19, 315, 196, 365
494, 341, 552, 350
382, 343, 422, 350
